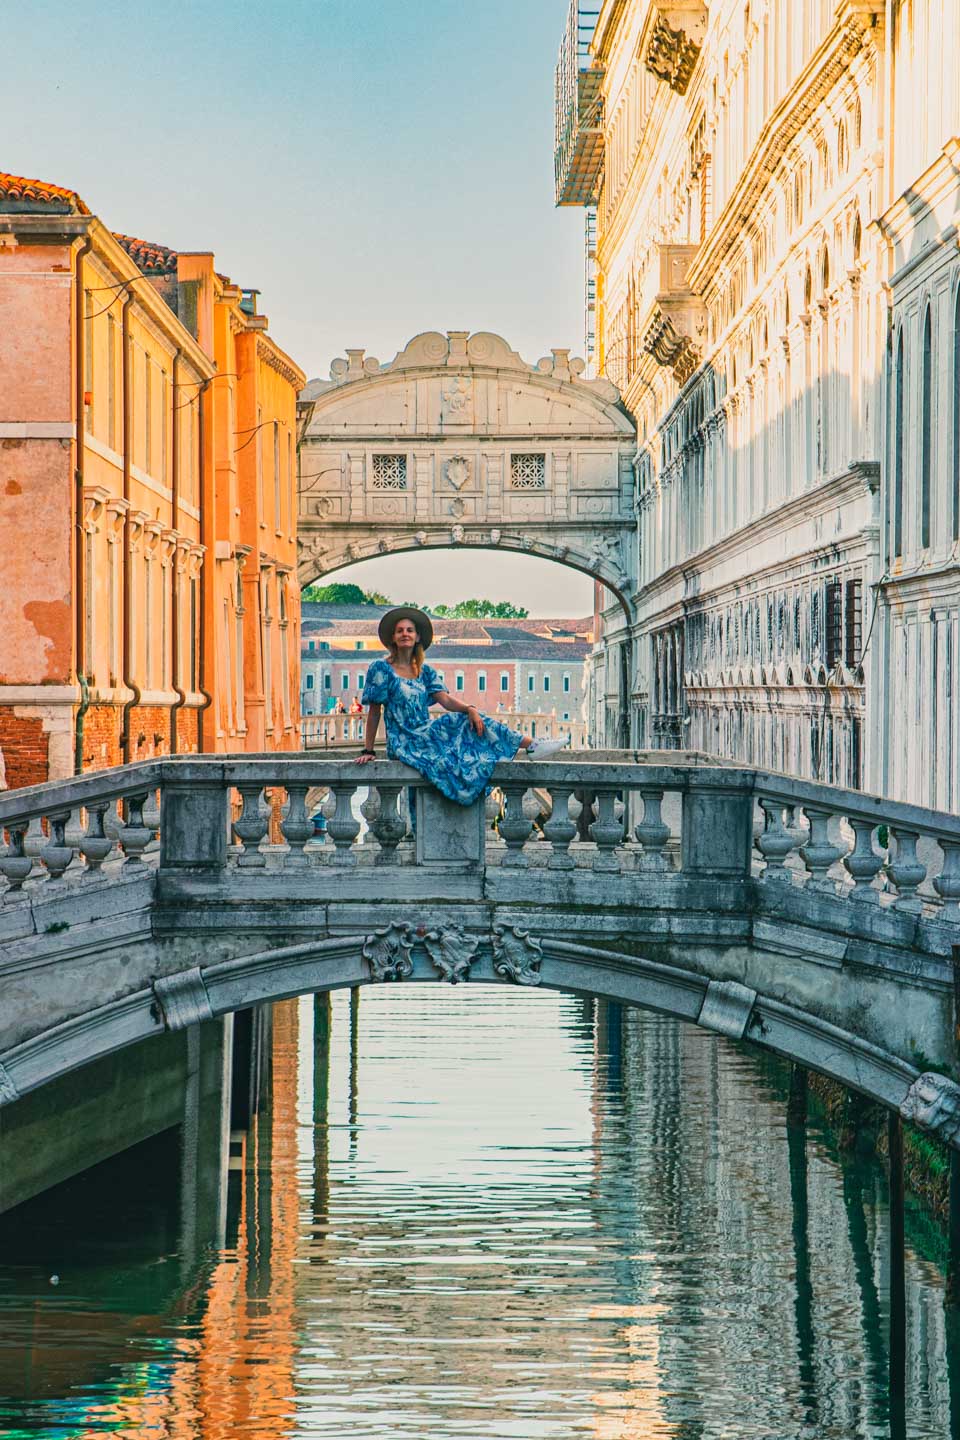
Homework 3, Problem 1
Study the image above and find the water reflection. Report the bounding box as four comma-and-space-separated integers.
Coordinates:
0, 988, 955, 1437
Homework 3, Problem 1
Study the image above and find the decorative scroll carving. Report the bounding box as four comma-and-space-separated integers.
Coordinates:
0, 1061, 20, 1106
697, 980, 757, 1040
492, 925, 543, 986
900, 1072, 960, 1146
363, 921, 414, 983
642, 307, 702, 385
423, 926, 480, 985
153, 967, 214, 1031
643, 5, 708, 96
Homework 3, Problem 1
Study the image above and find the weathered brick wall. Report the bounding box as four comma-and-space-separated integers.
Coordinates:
0, 711, 50, 789
80, 702, 201, 774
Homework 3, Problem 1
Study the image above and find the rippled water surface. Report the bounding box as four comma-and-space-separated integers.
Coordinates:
0, 988, 956, 1437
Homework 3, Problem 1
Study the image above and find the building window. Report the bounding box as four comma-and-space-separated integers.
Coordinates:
478, 673, 486, 692
563, 712, 570, 721
357, 672, 365, 688
893, 329, 905, 559
543, 675, 550, 692
528, 674, 535, 692
921, 306, 932, 549
500, 672, 509, 692
510, 453, 546, 489
455, 673, 464, 691
308, 639, 315, 652
435, 671, 445, 687
563, 673, 570, 693
323, 674, 331, 690
954, 287, 960, 543
844, 578, 863, 668
342, 673, 349, 690
274, 421, 282, 530
372, 453, 407, 489
355, 641, 363, 649
320, 640, 329, 650
306, 674, 314, 689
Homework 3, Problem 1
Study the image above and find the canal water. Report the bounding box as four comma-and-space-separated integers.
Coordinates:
0, 987, 956, 1437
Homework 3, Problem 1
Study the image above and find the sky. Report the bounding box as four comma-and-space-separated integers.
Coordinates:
6, 0, 592, 614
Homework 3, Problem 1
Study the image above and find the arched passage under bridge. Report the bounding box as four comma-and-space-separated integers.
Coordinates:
296, 330, 638, 618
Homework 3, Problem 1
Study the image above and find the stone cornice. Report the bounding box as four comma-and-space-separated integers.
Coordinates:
687, 7, 880, 296
256, 335, 306, 391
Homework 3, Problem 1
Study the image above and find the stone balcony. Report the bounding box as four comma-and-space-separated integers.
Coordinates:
638, 243, 707, 386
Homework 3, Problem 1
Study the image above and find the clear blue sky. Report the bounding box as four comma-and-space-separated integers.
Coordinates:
6, 0, 592, 613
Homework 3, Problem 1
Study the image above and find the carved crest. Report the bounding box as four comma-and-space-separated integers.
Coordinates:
362, 922, 414, 983
445, 455, 472, 490
423, 926, 480, 984
900, 1072, 960, 1145
492, 925, 543, 986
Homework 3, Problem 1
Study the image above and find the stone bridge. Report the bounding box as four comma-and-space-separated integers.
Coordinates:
296, 330, 638, 609
1, 754, 960, 1151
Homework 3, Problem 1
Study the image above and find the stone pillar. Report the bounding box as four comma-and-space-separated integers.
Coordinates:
160, 769, 229, 870
680, 770, 753, 876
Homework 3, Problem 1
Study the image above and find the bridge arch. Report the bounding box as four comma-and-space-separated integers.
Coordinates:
296, 330, 638, 617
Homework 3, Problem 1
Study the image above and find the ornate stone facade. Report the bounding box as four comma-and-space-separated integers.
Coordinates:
559, 1, 960, 806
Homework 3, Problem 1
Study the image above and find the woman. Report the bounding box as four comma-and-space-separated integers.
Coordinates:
355, 607, 568, 805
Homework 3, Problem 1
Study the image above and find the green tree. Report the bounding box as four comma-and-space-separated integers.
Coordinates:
301, 583, 395, 606
434, 599, 529, 619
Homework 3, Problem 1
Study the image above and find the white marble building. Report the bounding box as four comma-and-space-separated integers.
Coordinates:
557, 0, 960, 808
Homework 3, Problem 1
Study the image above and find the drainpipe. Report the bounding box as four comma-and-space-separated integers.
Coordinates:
169, 347, 187, 752
119, 291, 141, 764
196, 376, 214, 751
73, 234, 93, 774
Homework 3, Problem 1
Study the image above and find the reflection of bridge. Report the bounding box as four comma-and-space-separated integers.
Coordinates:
301, 711, 587, 749
2, 753, 959, 1150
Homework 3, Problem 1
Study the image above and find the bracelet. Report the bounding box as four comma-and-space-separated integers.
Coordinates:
360, 748, 376, 757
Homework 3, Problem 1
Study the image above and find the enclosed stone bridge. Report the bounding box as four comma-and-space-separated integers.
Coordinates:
296, 330, 637, 609
2, 754, 960, 1149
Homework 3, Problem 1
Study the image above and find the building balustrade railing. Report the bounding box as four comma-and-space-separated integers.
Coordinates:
301, 712, 588, 750
1, 754, 959, 923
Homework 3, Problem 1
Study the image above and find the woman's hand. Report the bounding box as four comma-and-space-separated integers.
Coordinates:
355, 751, 376, 765
467, 706, 485, 737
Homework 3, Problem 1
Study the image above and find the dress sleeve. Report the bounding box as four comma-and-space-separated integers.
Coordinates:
361, 659, 392, 707
421, 663, 444, 699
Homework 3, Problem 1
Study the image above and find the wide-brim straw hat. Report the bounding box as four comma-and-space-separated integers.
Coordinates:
378, 606, 434, 650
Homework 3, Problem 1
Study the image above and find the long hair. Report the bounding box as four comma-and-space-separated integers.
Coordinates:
388, 633, 425, 677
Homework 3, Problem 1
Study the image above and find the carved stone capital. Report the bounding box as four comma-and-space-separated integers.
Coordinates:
423, 926, 480, 985
363, 921, 414, 982
900, 1072, 960, 1146
697, 979, 758, 1040
492, 925, 543, 986
642, 4, 708, 96
153, 967, 214, 1031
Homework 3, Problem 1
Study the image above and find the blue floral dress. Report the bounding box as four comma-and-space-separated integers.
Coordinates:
362, 657, 522, 806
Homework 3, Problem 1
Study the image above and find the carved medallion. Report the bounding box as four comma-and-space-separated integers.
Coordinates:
423, 926, 480, 985
900, 1072, 960, 1146
441, 376, 472, 422
492, 925, 543, 986
362, 922, 414, 983
445, 455, 472, 490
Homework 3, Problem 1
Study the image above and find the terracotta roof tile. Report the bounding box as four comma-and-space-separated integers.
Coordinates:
0, 171, 90, 215
113, 233, 178, 274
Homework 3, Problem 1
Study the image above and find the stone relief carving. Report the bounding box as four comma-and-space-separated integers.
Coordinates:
441, 376, 472, 420
492, 925, 543, 986
414, 530, 428, 546
445, 456, 472, 490
449, 498, 466, 519
900, 1072, 960, 1145
362, 921, 414, 983
451, 524, 465, 544
590, 533, 627, 577
153, 967, 214, 1031
422, 926, 480, 985
489, 529, 502, 545
0, 1060, 19, 1105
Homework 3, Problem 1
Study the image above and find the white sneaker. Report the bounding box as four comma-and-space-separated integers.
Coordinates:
526, 736, 570, 760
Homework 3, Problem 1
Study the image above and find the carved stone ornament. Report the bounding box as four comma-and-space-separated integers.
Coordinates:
445, 455, 472, 490
492, 925, 543, 986
642, 307, 701, 385
363, 921, 414, 983
441, 376, 472, 416
900, 1071, 960, 1146
153, 967, 214, 1031
489, 529, 502, 545
423, 926, 480, 984
451, 524, 465, 544
0, 1060, 20, 1106
643, 5, 707, 95
697, 980, 758, 1040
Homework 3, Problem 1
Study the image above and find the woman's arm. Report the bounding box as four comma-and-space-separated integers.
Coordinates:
355, 703, 382, 763
432, 690, 484, 736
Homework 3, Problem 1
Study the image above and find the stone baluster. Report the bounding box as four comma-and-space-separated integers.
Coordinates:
886, 828, 927, 914
370, 785, 405, 864
590, 789, 624, 872
843, 818, 883, 903
634, 787, 670, 871
933, 841, 960, 921
799, 806, 845, 893
328, 782, 361, 866
119, 791, 154, 867
80, 802, 113, 878
0, 823, 32, 896
280, 785, 314, 868
499, 782, 533, 868
756, 799, 795, 883
40, 808, 75, 881
542, 785, 577, 870
234, 785, 269, 868
24, 815, 46, 879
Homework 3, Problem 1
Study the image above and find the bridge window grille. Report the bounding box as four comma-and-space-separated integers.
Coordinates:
844, 578, 862, 668
510, 453, 546, 489
371, 453, 407, 490
825, 581, 843, 670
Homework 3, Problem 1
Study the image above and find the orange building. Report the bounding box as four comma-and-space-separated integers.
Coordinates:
0, 174, 304, 784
